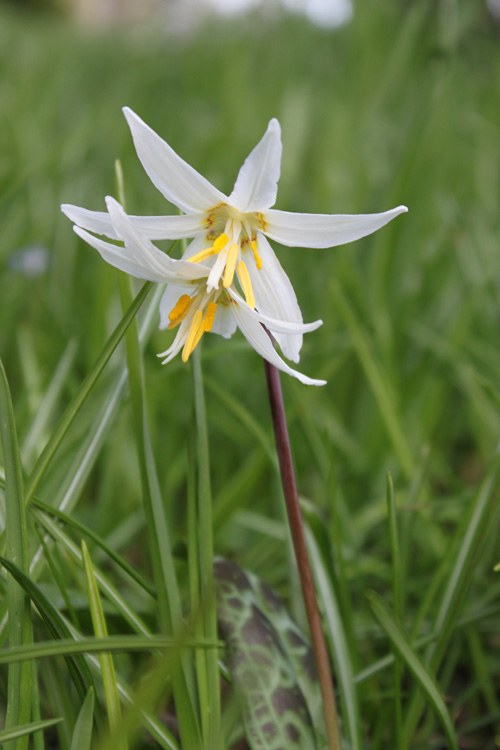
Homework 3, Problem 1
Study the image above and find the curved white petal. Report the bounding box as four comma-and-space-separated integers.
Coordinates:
73, 226, 169, 282
105, 197, 209, 282
228, 119, 282, 213
123, 107, 227, 213
62, 203, 205, 241
263, 205, 408, 248
243, 233, 303, 362
227, 287, 321, 335
230, 300, 326, 386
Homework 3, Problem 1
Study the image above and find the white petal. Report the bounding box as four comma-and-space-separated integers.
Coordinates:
105, 197, 209, 282
228, 119, 282, 213
227, 287, 321, 335
230, 300, 326, 386
73, 227, 168, 282
242, 234, 303, 362
62, 203, 206, 241
263, 205, 408, 248
211, 302, 238, 339
123, 107, 228, 213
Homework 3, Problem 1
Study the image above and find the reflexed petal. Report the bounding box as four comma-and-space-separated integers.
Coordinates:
123, 107, 227, 213
61, 203, 206, 241
227, 287, 321, 335
228, 119, 282, 213
231, 300, 326, 386
73, 227, 168, 282
105, 197, 209, 282
263, 205, 408, 248
243, 234, 303, 362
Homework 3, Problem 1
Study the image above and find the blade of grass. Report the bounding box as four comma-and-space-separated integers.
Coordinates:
31, 510, 150, 634
23, 280, 152, 508
21, 338, 78, 469
0, 635, 219, 666
192, 348, 222, 750
367, 591, 458, 750
0, 719, 63, 744
402, 451, 500, 746
0, 359, 33, 749
31, 498, 155, 598
81, 540, 126, 750
117, 264, 202, 749
70, 688, 95, 750
305, 525, 362, 750
0, 555, 93, 701
330, 278, 414, 479
386, 473, 403, 746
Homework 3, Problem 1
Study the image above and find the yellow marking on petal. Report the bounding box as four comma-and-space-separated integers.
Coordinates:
168, 294, 193, 329
203, 302, 217, 332
256, 212, 268, 231
223, 243, 239, 288
188, 246, 215, 264
237, 261, 255, 309
250, 241, 262, 270
182, 310, 204, 362
213, 233, 229, 252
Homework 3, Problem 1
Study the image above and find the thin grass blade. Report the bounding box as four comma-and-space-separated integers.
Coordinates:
367, 590, 458, 750
81, 540, 126, 749
70, 688, 95, 750
0, 360, 33, 748
0, 719, 63, 744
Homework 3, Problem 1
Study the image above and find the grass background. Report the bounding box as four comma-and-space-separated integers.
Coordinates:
1, 1, 500, 747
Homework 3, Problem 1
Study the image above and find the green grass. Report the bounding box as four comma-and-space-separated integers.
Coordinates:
1, 1, 500, 747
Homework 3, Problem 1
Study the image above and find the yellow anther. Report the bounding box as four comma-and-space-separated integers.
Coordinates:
203, 302, 217, 332
237, 261, 255, 309
223, 243, 239, 288
188, 246, 215, 264
250, 241, 262, 270
213, 233, 229, 252
182, 310, 203, 362
168, 294, 192, 329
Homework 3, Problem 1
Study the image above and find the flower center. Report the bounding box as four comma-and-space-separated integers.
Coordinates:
189, 214, 262, 308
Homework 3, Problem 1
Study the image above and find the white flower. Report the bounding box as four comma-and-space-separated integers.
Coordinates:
62, 108, 407, 386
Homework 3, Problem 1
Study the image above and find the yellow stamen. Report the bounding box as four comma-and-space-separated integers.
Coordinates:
203, 302, 217, 332
188, 246, 215, 264
182, 310, 203, 362
213, 233, 229, 252
168, 294, 192, 329
237, 261, 255, 309
223, 243, 239, 288
250, 241, 262, 270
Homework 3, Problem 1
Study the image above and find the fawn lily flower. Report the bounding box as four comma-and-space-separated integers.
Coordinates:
62, 108, 407, 384
69, 196, 326, 385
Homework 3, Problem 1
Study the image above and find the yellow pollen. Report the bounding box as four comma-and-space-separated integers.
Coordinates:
223, 243, 239, 288
250, 241, 262, 270
182, 310, 204, 362
237, 261, 255, 309
213, 233, 229, 252
188, 246, 216, 264
204, 302, 217, 332
168, 294, 193, 329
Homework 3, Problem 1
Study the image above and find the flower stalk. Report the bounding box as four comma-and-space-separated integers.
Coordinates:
264, 352, 341, 750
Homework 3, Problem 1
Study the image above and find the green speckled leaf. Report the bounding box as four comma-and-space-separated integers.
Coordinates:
215, 558, 325, 749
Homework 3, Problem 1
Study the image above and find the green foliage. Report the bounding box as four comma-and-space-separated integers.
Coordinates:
1, 1, 500, 747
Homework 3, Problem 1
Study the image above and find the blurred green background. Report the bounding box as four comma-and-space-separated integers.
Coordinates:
1, 0, 500, 745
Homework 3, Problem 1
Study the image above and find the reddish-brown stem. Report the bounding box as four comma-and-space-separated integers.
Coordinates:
264, 355, 341, 750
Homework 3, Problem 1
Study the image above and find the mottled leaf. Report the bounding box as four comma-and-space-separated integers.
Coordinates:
215, 558, 324, 749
